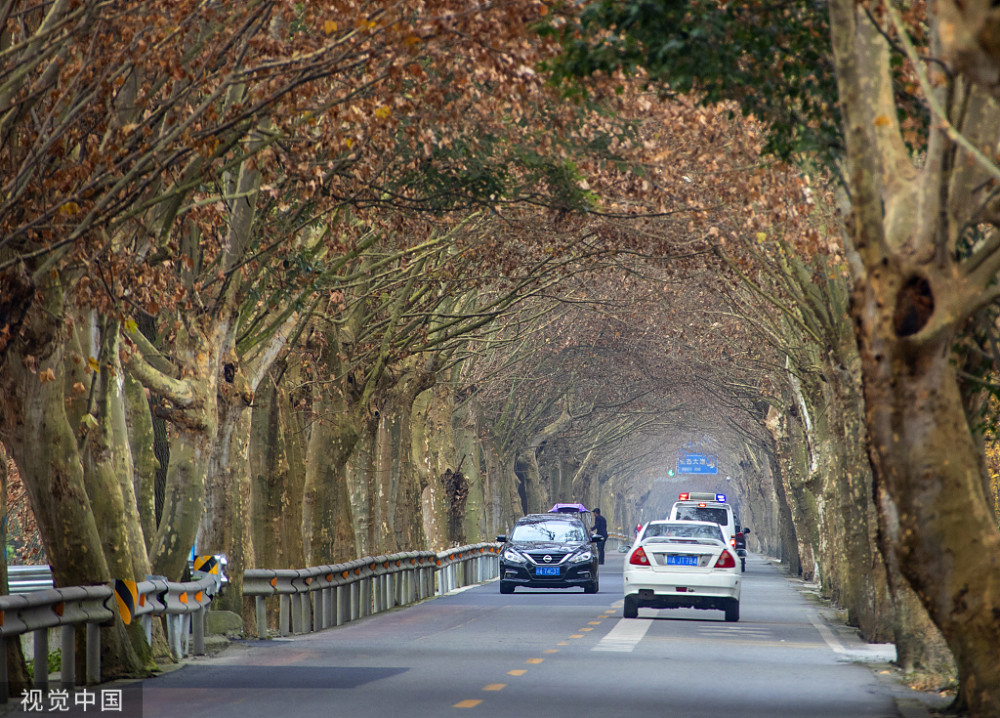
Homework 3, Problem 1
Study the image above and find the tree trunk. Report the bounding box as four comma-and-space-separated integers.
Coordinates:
250, 367, 307, 569
858, 319, 996, 711
200, 396, 256, 626
413, 386, 457, 549
0, 282, 148, 678
124, 373, 159, 555
302, 386, 361, 564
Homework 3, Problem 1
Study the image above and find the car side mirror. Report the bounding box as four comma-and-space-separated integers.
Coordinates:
496, 535, 507, 543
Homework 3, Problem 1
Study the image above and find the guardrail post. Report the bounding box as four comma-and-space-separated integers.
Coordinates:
279, 595, 290, 636
334, 585, 343, 625
256, 596, 267, 639
60, 625, 76, 688
33, 629, 48, 689
167, 615, 180, 658
192, 607, 205, 655
290, 594, 302, 634
86, 622, 100, 684
323, 587, 333, 629
349, 581, 359, 621
298, 593, 310, 633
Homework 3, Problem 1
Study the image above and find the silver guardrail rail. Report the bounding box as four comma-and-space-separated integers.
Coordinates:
244, 543, 500, 639
0, 569, 225, 703
5, 566, 54, 594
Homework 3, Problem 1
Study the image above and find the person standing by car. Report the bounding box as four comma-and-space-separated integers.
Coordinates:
592, 508, 608, 564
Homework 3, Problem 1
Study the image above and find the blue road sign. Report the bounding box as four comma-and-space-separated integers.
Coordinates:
677, 452, 718, 474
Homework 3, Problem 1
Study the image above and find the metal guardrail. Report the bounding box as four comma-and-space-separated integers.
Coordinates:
5, 565, 54, 594
0, 585, 112, 698
244, 543, 500, 639
0, 570, 224, 703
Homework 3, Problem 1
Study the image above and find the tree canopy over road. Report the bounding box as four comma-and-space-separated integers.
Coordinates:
2, 0, 1000, 715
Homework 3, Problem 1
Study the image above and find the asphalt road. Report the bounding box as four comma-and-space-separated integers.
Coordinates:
50, 553, 946, 718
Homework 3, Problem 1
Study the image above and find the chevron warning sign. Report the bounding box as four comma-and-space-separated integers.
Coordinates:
114, 579, 138, 626
193, 555, 219, 575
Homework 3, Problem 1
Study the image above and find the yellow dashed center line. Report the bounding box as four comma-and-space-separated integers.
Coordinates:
458, 614, 612, 709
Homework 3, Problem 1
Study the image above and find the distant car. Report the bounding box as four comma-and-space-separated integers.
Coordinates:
668, 492, 739, 548
497, 513, 600, 594
548, 502, 594, 534
623, 519, 741, 621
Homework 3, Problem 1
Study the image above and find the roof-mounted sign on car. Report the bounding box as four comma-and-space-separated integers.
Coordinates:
678, 492, 726, 503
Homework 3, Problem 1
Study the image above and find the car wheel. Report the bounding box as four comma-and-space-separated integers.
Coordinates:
724, 598, 740, 622
623, 594, 638, 619
584, 579, 599, 594
500, 581, 515, 594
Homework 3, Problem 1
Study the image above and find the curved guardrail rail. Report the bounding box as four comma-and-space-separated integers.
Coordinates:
243, 542, 500, 639
0, 571, 223, 703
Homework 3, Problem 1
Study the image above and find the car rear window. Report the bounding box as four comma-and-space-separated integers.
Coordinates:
673, 506, 730, 527
644, 523, 724, 542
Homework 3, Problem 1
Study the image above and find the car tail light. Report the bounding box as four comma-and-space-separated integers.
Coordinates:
730, 537, 736, 547
629, 547, 650, 566
714, 550, 736, 569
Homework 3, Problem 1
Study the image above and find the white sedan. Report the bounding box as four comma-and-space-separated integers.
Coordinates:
623, 519, 741, 621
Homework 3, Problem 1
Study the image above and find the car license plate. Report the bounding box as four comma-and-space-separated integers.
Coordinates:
666, 555, 698, 566
536, 566, 560, 576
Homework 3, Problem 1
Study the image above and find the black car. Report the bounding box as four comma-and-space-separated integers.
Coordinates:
497, 513, 600, 594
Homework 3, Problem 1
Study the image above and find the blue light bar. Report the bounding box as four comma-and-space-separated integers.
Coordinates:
716, 493, 727, 503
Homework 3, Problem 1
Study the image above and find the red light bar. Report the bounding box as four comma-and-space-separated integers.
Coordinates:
678, 493, 689, 500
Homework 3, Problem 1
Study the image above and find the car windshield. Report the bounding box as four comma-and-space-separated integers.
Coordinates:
673, 506, 729, 526
511, 520, 586, 542
643, 523, 724, 542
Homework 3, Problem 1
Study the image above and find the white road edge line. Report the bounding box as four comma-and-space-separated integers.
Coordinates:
809, 611, 847, 654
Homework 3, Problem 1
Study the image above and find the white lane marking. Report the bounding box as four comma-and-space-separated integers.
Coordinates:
809, 612, 847, 654
592, 618, 652, 652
